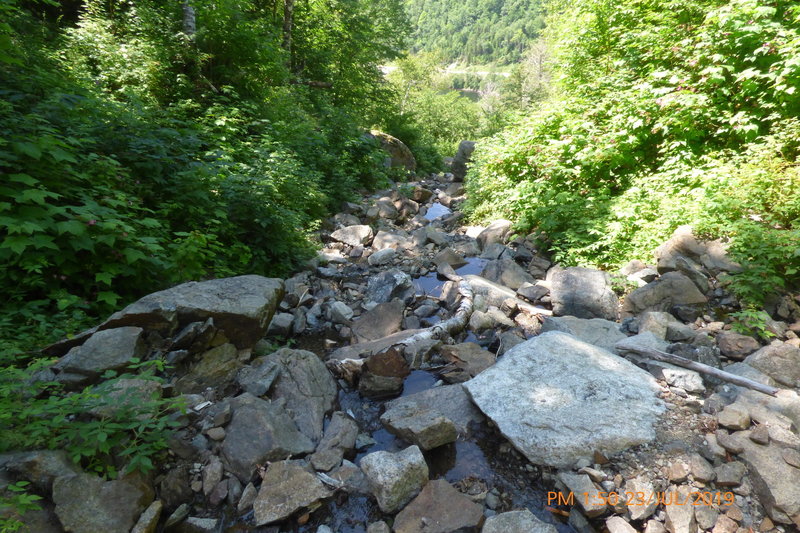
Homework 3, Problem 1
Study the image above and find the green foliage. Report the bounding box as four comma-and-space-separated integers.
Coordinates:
404, 0, 545, 64
465, 0, 800, 306
381, 53, 508, 166
0, 481, 43, 532
0, 356, 184, 479
0, 0, 410, 338
729, 308, 776, 341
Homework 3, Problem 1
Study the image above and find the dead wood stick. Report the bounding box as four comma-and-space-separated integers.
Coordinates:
327, 279, 475, 380
398, 279, 474, 346
625, 346, 780, 397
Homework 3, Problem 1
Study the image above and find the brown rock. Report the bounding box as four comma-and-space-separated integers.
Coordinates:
252, 461, 332, 525
668, 460, 690, 483
439, 343, 495, 381
718, 407, 751, 431
717, 331, 760, 360
749, 424, 770, 445
712, 515, 738, 533
393, 480, 484, 533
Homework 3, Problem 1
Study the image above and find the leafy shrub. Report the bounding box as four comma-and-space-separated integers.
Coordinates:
465, 0, 800, 306
0, 357, 184, 479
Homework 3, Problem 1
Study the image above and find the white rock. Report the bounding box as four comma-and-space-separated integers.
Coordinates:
359, 446, 428, 513
463, 332, 665, 468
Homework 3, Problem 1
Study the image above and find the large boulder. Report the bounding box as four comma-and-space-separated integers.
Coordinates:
540, 316, 626, 352
53, 473, 154, 533
262, 348, 337, 444
621, 271, 707, 319
451, 140, 476, 181
52, 327, 147, 385
221, 393, 315, 483
745, 343, 800, 387
367, 130, 416, 171
330, 225, 374, 247
476, 220, 513, 251
384, 384, 484, 435
463, 332, 665, 468
365, 269, 415, 305
480, 259, 535, 290
655, 225, 742, 275
252, 461, 332, 526
548, 267, 618, 320
393, 479, 484, 533
100, 275, 284, 348
359, 446, 429, 513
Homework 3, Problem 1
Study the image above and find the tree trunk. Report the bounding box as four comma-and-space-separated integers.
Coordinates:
282, 0, 294, 55
182, 1, 196, 37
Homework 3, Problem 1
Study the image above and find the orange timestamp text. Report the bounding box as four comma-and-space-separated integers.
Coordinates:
547, 491, 735, 507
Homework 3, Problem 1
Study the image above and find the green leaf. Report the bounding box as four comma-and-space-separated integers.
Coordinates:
0, 235, 29, 254
13, 142, 42, 160
97, 291, 120, 306
19, 189, 59, 205
95, 272, 114, 285
8, 174, 38, 186
56, 220, 87, 236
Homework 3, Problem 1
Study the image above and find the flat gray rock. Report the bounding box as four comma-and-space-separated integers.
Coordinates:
541, 316, 626, 352
221, 393, 314, 483
263, 348, 337, 444
351, 300, 405, 343
100, 275, 284, 348
53, 473, 153, 533
380, 404, 457, 450
252, 461, 332, 525
482, 509, 557, 533
384, 384, 484, 435
54, 327, 147, 383
311, 412, 359, 471
464, 332, 665, 468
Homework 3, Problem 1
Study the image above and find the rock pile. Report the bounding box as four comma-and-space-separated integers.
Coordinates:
5, 153, 800, 533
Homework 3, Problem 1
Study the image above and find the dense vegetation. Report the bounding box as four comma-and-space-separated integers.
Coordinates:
404, 0, 545, 64
0, 0, 441, 506
465, 0, 800, 309
0, 0, 424, 350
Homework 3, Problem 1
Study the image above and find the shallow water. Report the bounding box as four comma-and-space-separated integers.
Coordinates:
413, 273, 445, 298
423, 202, 452, 220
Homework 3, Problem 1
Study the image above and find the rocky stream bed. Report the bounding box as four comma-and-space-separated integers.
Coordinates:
5, 143, 800, 533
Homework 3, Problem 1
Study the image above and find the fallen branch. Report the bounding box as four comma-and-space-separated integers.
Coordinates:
327, 279, 475, 380
398, 279, 474, 347
624, 346, 780, 397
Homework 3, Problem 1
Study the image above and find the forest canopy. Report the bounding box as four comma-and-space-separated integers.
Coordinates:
403, 0, 545, 65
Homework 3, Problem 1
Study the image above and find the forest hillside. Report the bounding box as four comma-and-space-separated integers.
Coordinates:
404, 0, 545, 64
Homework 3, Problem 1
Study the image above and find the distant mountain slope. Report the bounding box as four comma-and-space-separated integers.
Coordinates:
404, 0, 544, 65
